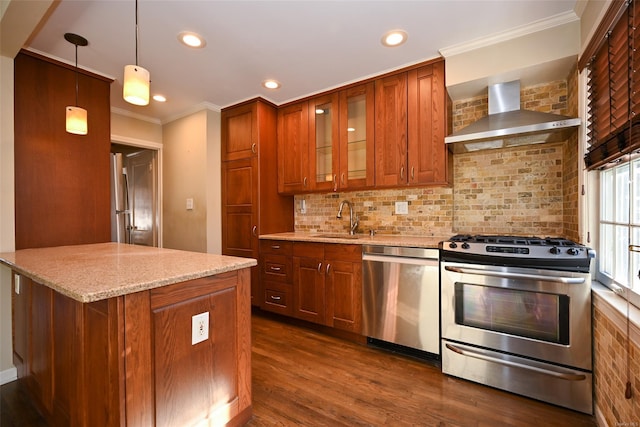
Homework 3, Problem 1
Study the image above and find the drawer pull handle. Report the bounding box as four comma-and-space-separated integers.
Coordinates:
251, 143, 257, 154
411, 166, 415, 180
326, 263, 331, 274
317, 263, 322, 273
400, 166, 404, 179
252, 225, 257, 236
271, 245, 281, 249
270, 295, 282, 301
269, 266, 282, 272
304, 177, 308, 187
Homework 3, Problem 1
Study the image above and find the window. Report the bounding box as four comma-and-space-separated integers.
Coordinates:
596, 157, 640, 307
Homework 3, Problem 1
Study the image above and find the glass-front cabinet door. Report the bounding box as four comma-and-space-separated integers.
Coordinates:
309, 94, 339, 191
339, 83, 374, 190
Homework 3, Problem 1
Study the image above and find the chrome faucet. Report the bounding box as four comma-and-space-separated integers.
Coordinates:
337, 200, 359, 235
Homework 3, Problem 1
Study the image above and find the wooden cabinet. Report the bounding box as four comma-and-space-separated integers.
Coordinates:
14, 50, 112, 250
259, 240, 294, 315
375, 72, 409, 187
338, 82, 375, 190
277, 101, 310, 193
407, 61, 451, 185
291, 242, 362, 333
375, 62, 451, 187
11, 269, 253, 427
222, 99, 294, 306
309, 93, 339, 192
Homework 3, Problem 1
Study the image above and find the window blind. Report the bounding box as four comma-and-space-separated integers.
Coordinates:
583, 0, 640, 170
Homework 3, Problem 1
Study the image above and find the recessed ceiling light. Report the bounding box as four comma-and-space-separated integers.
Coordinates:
178, 31, 206, 48
153, 94, 167, 102
262, 79, 280, 90
381, 30, 408, 47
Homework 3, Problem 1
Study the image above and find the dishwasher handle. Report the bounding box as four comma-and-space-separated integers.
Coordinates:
362, 253, 439, 266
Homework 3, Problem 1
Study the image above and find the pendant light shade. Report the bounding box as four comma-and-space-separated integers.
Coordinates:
123, 0, 150, 106
64, 33, 88, 135
123, 64, 150, 105
66, 106, 88, 135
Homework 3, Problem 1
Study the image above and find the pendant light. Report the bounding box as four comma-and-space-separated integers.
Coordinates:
123, 0, 150, 105
64, 33, 88, 135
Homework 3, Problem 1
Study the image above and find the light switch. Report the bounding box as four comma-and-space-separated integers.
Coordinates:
186, 198, 194, 210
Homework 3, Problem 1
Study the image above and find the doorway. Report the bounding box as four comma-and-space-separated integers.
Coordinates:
111, 143, 160, 247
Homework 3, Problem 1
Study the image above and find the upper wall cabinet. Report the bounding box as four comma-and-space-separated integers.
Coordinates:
375, 61, 451, 187
277, 58, 449, 194
221, 103, 257, 161
407, 62, 451, 186
338, 83, 375, 190
277, 101, 310, 194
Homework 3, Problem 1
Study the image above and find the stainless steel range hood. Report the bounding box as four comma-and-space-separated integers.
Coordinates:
445, 80, 581, 154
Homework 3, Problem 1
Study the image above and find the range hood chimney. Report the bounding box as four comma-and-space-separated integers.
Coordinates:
444, 80, 581, 154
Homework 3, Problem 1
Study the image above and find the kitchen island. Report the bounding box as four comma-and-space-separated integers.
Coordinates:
0, 242, 256, 427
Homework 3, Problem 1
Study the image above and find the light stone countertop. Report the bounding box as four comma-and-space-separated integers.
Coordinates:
259, 231, 449, 249
0, 242, 257, 303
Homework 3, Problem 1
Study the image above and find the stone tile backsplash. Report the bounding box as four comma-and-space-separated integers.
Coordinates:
294, 77, 580, 240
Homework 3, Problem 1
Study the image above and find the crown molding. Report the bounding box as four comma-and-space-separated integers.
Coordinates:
110, 107, 162, 125
440, 11, 579, 58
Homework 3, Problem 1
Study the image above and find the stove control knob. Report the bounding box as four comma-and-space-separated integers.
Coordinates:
448, 242, 457, 249
461, 243, 470, 250
549, 246, 561, 255
567, 247, 580, 256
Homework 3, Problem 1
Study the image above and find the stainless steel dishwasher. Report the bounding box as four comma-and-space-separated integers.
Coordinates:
362, 245, 440, 355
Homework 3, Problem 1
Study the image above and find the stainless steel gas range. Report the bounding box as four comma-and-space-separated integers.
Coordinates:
439, 235, 595, 414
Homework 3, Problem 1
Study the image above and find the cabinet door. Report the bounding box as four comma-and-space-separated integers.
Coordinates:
277, 101, 310, 194
222, 103, 256, 161
325, 259, 362, 333
293, 256, 325, 324
375, 73, 408, 187
221, 157, 259, 303
338, 82, 375, 190
408, 62, 450, 185
309, 94, 339, 192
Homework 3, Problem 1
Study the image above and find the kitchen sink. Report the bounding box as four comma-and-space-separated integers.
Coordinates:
312, 233, 367, 240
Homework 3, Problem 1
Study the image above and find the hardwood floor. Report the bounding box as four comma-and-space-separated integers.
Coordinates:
248, 312, 596, 427
1, 311, 597, 426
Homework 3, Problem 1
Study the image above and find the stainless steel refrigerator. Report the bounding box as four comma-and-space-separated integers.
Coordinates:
110, 153, 130, 243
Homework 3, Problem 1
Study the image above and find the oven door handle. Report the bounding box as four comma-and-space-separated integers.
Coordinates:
445, 343, 587, 381
443, 266, 585, 284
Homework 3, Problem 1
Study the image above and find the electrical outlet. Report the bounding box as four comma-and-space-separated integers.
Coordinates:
300, 199, 306, 214
186, 198, 194, 210
191, 312, 209, 345
395, 201, 409, 215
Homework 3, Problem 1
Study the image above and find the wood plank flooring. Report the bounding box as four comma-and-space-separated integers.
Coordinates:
1, 311, 597, 426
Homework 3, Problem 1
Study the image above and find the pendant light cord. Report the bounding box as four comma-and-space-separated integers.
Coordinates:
74, 43, 79, 107
135, 0, 139, 67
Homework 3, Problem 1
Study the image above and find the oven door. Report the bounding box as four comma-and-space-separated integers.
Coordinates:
441, 261, 592, 371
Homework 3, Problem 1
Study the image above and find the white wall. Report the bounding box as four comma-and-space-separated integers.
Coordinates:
162, 108, 221, 253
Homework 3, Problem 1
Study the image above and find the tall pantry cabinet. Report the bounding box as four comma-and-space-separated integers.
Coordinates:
221, 99, 294, 305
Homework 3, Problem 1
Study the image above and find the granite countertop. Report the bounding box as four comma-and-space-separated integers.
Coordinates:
260, 231, 448, 249
0, 242, 257, 303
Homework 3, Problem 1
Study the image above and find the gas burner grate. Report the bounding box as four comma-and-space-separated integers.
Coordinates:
447, 234, 579, 246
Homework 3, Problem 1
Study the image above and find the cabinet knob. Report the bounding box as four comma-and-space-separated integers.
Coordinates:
251, 143, 257, 154
252, 225, 257, 236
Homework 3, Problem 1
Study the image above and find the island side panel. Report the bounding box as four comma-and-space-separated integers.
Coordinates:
124, 269, 252, 426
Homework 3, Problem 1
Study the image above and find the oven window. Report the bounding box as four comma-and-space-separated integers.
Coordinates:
454, 283, 569, 345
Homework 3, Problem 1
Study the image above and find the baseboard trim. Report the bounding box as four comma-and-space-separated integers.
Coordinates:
0, 366, 17, 385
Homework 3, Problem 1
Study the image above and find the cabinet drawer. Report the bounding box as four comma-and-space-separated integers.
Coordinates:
261, 254, 292, 283
260, 240, 293, 255
262, 281, 292, 316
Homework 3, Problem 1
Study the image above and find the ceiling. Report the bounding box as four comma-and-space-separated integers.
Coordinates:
23, 0, 580, 123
